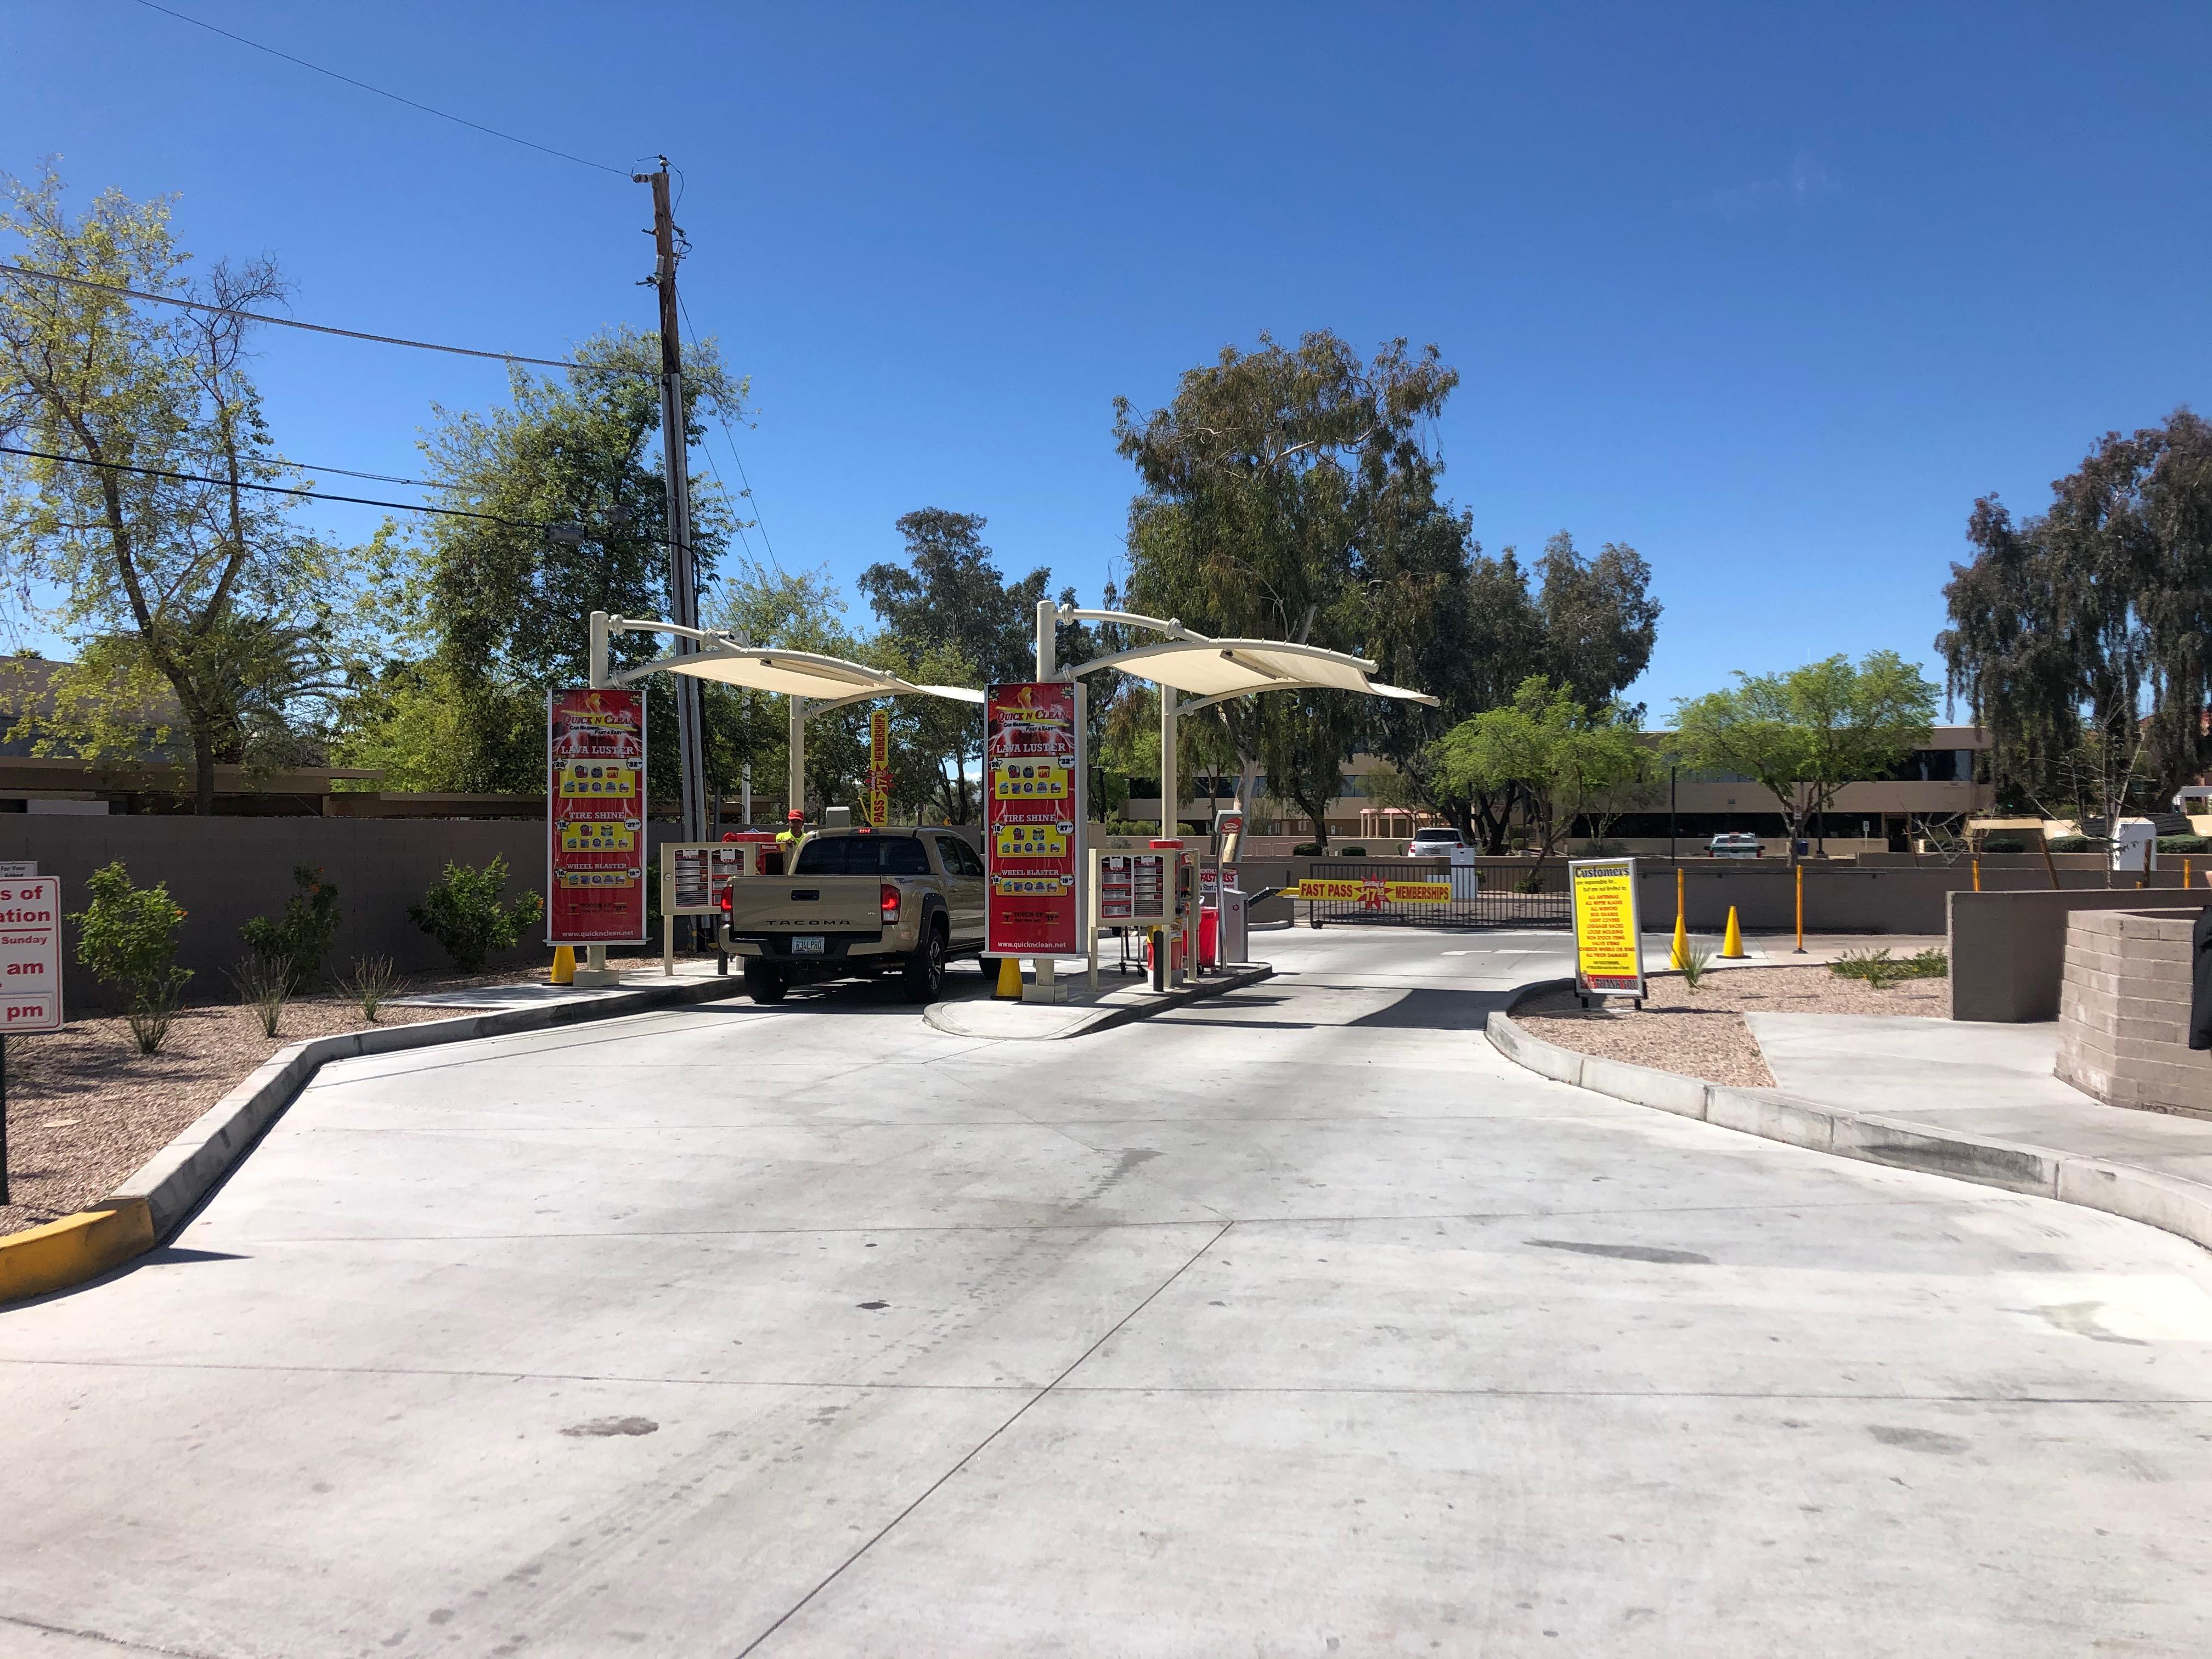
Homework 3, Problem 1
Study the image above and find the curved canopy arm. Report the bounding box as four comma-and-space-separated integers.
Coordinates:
1177, 679, 1440, 715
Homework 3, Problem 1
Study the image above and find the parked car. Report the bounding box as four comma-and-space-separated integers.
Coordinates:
720, 827, 989, 1004
1409, 827, 1470, 852
1707, 833, 1764, 859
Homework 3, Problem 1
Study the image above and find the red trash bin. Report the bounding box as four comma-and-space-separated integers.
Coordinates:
1198, 905, 1218, 967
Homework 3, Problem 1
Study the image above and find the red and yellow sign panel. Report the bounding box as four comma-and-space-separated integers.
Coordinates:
1285, 878, 1452, 905
548, 687, 646, 944
985, 681, 1077, 955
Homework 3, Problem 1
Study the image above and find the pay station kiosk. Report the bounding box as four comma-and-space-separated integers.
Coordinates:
659, 833, 782, 974
1086, 840, 1199, 990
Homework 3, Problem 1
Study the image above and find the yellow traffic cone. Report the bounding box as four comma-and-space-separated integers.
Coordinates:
994, 956, 1024, 1000
1720, 906, 1745, 959
551, 945, 576, 986
1670, 911, 1689, 972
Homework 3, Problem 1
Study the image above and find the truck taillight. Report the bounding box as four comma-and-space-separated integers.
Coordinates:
880, 883, 900, 922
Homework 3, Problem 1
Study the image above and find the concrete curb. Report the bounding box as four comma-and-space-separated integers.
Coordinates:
1483, 1009, 2212, 1254
3, 970, 754, 1307
923, 963, 1276, 1042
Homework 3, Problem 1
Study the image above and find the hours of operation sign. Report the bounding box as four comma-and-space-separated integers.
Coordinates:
0, 877, 63, 1032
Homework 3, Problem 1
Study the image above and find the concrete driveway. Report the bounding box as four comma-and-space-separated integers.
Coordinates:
3, 928, 2209, 1656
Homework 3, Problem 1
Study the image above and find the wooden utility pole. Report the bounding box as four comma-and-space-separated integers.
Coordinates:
635, 157, 707, 849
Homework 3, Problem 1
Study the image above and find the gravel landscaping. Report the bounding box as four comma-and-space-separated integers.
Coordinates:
1513, 962, 1948, 1090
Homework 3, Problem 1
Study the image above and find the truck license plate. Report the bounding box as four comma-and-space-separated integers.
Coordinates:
792, 936, 826, 956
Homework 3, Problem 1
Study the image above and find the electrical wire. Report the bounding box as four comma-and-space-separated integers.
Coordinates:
0, 442, 651, 538
677, 290, 781, 569
0, 262, 653, 379
127, 0, 632, 178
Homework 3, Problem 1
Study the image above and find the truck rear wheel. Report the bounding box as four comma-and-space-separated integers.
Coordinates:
902, 920, 948, 1004
742, 959, 788, 1003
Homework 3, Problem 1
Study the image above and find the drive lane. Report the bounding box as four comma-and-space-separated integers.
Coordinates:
1, 930, 2207, 1656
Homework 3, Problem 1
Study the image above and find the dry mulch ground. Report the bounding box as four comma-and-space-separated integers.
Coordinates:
0, 952, 676, 1238
1514, 963, 1948, 1090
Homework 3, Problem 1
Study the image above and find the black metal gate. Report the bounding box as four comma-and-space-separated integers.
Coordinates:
1296, 860, 1570, 929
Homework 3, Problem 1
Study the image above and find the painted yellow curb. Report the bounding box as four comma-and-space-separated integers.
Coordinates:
0, 1199, 156, 1306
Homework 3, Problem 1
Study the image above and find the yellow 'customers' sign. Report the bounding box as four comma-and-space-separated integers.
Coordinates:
1569, 856, 1645, 998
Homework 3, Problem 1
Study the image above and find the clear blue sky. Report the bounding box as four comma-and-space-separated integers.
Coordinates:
5, 1, 2208, 712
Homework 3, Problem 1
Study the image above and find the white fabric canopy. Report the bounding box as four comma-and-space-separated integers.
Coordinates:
621, 645, 983, 705
1076, 636, 1438, 706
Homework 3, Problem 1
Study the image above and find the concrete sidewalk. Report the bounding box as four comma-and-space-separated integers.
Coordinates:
924, 961, 1273, 1040
1751, 1013, 2212, 1189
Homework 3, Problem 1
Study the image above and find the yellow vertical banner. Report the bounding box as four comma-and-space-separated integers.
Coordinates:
868, 708, 891, 826
1569, 856, 1645, 1001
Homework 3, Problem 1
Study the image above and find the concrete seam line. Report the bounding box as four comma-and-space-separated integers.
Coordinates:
1485, 1010, 2212, 1257
10, 974, 754, 1305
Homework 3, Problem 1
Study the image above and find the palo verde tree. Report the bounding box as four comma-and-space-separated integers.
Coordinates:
1435, 676, 1649, 874
0, 165, 352, 811
1939, 410, 2212, 805
1668, 651, 1938, 865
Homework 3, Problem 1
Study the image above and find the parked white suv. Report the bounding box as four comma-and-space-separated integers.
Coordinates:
1409, 827, 1469, 851
1707, 833, 1763, 859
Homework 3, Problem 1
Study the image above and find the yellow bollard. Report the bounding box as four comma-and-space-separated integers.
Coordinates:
1794, 863, 1805, 955
1720, 906, 1745, 959
1971, 857, 1980, 893
994, 955, 1025, 1000
2186, 857, 2193, 891
550, 945, 576, 986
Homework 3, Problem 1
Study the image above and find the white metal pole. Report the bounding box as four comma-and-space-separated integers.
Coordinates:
788, 698, 807, 823
741, 763, 751, 826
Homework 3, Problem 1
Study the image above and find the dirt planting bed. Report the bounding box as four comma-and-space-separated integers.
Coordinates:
1513, 963, 1947, 1090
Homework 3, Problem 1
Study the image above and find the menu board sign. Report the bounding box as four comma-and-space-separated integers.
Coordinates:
547, 688, 647, 944
1096, 853, 1168, 926
985, 681, 1079, 955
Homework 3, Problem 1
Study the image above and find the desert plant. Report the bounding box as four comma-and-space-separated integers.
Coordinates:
70, 860, 193, 1049
240, 865, 341, 992
410, 855, 544, 973
228, 953, 289, 1039
1512, 873, 1545, 894
1831, 946, 1948, 990
125, 973, 188, 1056
343, 955, 404, 1022
1678, 941, 1714, 990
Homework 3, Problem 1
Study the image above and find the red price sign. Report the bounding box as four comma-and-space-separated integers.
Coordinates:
984, 681, 1077, 955
547, 688, 646, 944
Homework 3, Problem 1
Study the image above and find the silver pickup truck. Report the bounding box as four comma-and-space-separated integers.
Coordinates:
720, 827, 990, 1004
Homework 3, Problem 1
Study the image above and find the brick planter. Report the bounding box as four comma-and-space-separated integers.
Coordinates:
2056, 907, 2212, 1119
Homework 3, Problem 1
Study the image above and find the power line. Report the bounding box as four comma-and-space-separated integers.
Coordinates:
0, 262, 651, 379
128, 0, 631, 178
0, 442, 634, 537
678, 290, 781, 569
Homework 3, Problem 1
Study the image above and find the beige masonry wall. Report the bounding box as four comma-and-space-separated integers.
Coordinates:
2056, 907, 2212, 1119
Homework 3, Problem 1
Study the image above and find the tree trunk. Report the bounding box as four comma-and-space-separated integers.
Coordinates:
193, 726, 217, 816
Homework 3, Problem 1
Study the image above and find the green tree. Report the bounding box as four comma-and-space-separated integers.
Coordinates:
1669, 652, 1939, 864
341, 328, 745, 794
1940, 410, 2212, 804
701, 557, 866, 817
0, 166, 353, 811
1114, 329, 1458, 833
1437, 677, 1650, 873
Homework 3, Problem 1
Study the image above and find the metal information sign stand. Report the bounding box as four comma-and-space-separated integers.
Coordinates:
1568, 855, 1646, 1008
657, 841, 760, 975
1087, 849, 1170, 987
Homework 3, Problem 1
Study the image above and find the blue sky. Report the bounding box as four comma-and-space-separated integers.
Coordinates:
5, 1, 2209, 713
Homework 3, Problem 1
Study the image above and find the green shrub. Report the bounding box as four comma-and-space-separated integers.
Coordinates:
2157, 834, 2211, 854
2046, 835, 2091, 852
1336, 845, 1368, 857
228, 953, 290, 1039
410, 855, 544, 974
1678, 941, 1713, 990
1512, 874, 1545, 894
1292, 842, 1323, 856
69, 860, 192, 1036
1979, 836, 2025, 854
1831, 946, 1948, 990
240, 864, 341, 992
1105, 818, 1159, 838
344, 956, 404, 1022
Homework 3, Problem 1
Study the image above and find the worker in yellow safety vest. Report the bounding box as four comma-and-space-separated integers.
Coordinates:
776, 808, 806, 858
